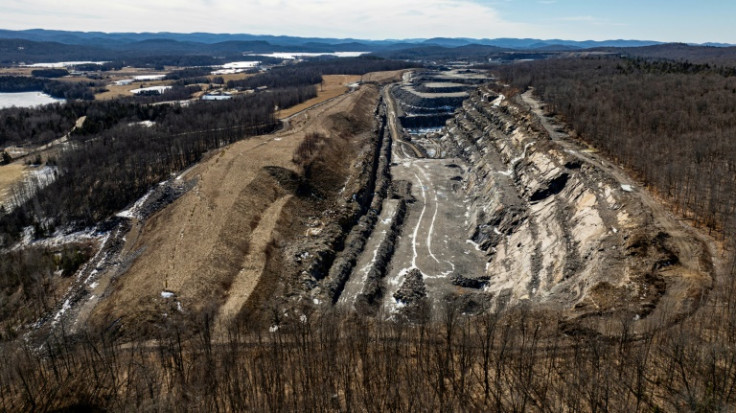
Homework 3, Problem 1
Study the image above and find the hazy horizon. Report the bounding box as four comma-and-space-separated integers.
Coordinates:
1, 0, 734, 44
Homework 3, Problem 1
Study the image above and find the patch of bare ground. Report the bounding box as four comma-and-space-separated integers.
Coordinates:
0, 162, 25, 202
206, 72, 253, 83
360, 69, 408, 85
86, 83, 381, 336
277, 74, 361, 118
93, 79, 176, 100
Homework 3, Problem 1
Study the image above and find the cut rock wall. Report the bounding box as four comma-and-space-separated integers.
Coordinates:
441, 86, 712, 331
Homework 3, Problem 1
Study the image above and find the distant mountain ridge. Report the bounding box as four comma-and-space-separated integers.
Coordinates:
1, 29, 734, 65
1, 29, 731, 50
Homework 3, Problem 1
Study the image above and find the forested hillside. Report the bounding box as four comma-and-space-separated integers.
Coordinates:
498, 57, 736, 236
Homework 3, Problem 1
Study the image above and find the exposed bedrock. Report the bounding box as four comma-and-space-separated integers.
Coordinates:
391, 268, 430, 322
315, 100, 395, 304
441, 86, 713, 332
392, 85, 468, 111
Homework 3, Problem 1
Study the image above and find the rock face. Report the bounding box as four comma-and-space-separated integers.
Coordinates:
439, 86, 713, 332
392, 268, 429, 322
393, 269, 427, 304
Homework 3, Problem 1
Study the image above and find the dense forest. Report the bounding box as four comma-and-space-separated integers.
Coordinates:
0, 102, 84, 147
227, 66, 323, 90
0, 86, 317, 241
3, 288, 736, 412
295, 55, 418, 74
605, 43, 736, 68
498, 56, 736, 236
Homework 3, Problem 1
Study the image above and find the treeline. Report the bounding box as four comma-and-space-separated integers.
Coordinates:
0, 101, 86, 147
130, 85, 202, 104
162, 67, 217, 87
0, 75, 95, 100
163, 67, 214, 80
4, 281, 736, 412
0, 76, 47, 92
227, 66, 323, 90
498, 56, 736, 234
29, 68, 68, 78
609, 43, 736, 68
376, 45, 506, 62
109, 55, 273, 71
0, 86, 316, 242
297, 55, 418, 75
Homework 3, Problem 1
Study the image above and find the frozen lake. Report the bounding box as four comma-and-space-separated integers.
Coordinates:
0, 92, 65, 109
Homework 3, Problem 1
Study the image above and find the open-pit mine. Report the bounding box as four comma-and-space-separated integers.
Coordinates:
43, 68, 716, 338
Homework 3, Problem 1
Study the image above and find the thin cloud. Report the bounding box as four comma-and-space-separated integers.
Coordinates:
0, 0, 534, 39
557, 16, 598, 22
555, 15, 627, 27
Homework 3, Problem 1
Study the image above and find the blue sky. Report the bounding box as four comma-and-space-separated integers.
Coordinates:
485, 0, 735, 43
1, 0, 733, 43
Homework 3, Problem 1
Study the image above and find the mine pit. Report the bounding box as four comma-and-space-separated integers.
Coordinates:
331, 70, 713, 334
34, 68, 716, 339
394, 69, 487, 135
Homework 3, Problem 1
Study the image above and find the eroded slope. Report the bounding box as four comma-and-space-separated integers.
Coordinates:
82, 84, 383, 335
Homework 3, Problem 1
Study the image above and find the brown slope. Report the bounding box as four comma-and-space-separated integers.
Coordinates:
89, 84, 381, 335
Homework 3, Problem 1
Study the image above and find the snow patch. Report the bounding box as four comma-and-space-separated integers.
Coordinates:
133, 74, 166, 81
128, 120, 156, 128
466, 239, 483, 251
130, 85, 171, 95
116, 186, 157, 219
51, 299, 72, 325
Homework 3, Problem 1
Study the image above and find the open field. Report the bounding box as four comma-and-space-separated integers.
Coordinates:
360, 69, 407, 84
277, 71, 407, 119
277, 74, 361, 118
0, 162, 25, 202
206, 72, 253, 83
94, 79, 172, 100
0, 67, 35, 76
